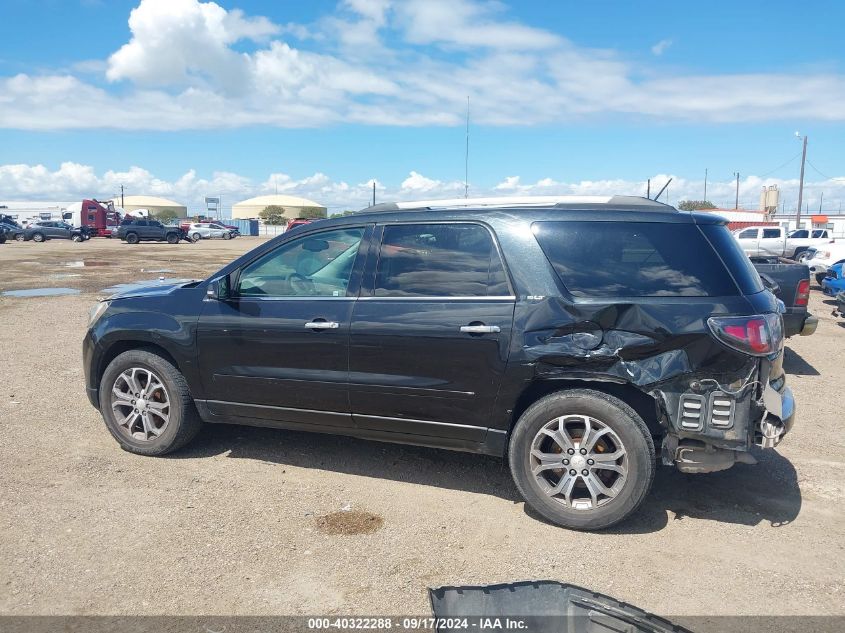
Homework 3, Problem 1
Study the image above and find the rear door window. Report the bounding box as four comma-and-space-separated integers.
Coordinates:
374, 223, 510, 297
738, 228, 758, 239
532, 221, 743, 298
762, 228, 781, 239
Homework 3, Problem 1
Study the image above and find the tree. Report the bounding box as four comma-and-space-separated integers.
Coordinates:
298, 206, 327, 219
153, 208, 179, 224
678, 200, 717, 211
259, 205, 287, 225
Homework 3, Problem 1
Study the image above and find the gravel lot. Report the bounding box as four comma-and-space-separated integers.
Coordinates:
0, 238, 843, 619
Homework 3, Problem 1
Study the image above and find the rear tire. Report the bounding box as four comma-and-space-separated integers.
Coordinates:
99, 350, 203, 456
32, 232, 45, 243
125, 232, 139, 244
508, 389, 655, 530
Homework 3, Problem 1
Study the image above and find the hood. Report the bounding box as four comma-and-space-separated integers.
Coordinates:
102, 278, 199, 300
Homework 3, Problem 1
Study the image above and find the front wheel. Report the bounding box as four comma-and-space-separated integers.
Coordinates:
32, 232, 45, 243
166, 232, 179, 244
125, 232, 139, 244
15, 234, 25, 242
191, 232, 202, 242
99, 350, 203, 456
508, 389, 655, 530
222, 232, 232, 240
72, 234, 83, 242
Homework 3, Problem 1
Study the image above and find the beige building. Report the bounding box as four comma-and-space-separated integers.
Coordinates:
231, 194, 326, 220
114, 195, 188, 218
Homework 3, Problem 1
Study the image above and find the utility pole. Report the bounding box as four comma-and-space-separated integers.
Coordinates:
819, 191, 823, 212
704, 168, 708, 201
646, 179, 651, 199
120, 184, 124, 208
796, 134, 807, 229
733, 172, 740, 209
372, 180, 376, 207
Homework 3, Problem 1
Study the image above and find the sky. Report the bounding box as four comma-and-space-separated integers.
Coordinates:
1, 0, 844, 214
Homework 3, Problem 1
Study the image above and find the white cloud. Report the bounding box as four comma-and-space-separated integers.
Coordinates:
651, 39, 672, 56
2, 163, 844, 215
394, 0, 563, 50
2, 0, 845, 130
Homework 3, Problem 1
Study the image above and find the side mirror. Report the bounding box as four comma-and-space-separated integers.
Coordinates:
206, 274, 232, 301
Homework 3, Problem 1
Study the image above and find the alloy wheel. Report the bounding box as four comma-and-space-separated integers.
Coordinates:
110, 367, 171, 442
530, 414, 628, 510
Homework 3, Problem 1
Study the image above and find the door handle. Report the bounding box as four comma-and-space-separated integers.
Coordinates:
305, 321, 340, 330
460, 324, 500, 334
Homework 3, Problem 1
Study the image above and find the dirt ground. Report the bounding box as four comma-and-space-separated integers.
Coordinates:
0, 237, 843, 620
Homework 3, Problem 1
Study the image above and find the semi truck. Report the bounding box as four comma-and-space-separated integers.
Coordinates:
62, 199, 122, 237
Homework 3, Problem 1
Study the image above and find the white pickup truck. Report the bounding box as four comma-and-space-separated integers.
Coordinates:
733, 226, 832, 260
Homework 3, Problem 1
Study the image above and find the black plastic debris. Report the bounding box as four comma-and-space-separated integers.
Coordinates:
429, 581, 690, 633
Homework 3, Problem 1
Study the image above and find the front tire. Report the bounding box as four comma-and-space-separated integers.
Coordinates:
191, 232, 202, 242
99, 350, 203, 456
508, 389, 655, 530
15, 234, 25, 242
222, 231, 232, 240
72, 234, 83, 242
166, 232, 179, 244
32, 232, 45, 243
125, 232, 139, 244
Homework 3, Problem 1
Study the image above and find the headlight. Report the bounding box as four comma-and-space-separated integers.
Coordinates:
817, 251, 831, 259
88, 300, 110, 327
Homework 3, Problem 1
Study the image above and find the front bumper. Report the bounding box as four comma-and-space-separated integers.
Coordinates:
822, 278, 845, 296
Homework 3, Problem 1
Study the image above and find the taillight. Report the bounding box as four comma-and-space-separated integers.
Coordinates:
707, 313, 783, 356
795, 279, 810, 306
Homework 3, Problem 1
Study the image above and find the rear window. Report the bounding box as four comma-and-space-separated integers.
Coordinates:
533, 221, 744, 298
699, 224, 765, 295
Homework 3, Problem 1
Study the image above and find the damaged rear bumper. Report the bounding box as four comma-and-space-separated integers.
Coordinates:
665, 378, 796, 473
757, 383, 795, 447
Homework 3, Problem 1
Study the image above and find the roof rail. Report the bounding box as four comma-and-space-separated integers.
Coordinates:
359, 195, 673, 213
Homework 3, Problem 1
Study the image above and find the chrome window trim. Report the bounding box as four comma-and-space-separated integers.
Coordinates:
234, 295, 357, 302
357, 295, 516, 302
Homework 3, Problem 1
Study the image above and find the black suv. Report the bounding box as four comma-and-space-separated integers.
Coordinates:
83, 196, 794, 529
116, 219, 190, 244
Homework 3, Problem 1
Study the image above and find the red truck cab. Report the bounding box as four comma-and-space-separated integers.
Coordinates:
63, 199, 121, 237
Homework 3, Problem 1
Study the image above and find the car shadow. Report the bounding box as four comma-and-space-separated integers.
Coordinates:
175, 423, 801, 534
782, 346, 821, 376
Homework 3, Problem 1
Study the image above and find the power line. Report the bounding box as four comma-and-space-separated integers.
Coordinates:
806, 159, 836, 181
757, 150, 803, 179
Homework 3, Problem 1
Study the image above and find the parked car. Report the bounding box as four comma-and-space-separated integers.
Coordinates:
286, 218, 314, 231
804, 242, 845, 283
115, 219, 191, 244
821, 262, 845, 297
185, 222, 237, 241
21, 220, 89, 243
83, 196, 795, 530
733, 225, 832, 260
0, 221, 24, 243
752, 260, 816, 337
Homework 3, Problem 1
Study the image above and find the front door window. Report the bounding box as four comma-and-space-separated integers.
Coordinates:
237, 227, 365, 297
